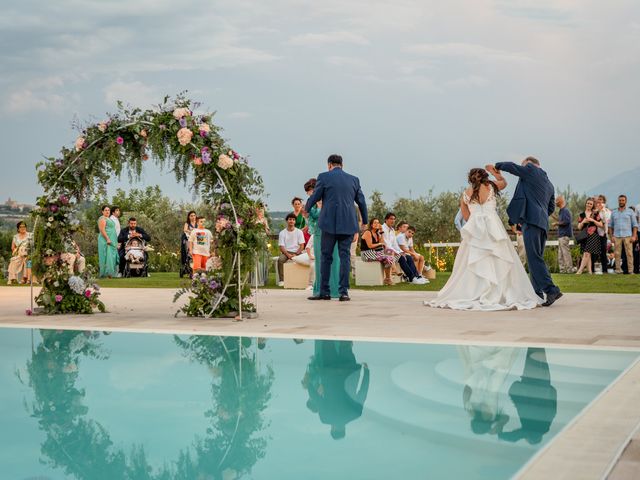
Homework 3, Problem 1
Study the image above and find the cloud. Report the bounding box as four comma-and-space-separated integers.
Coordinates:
288, 31, 369, 46
325, 56, 369, 69
445, 75, 490, 88
103, 80, 160, 109
4, 89, 65, 113
406, 42, 534, 64
228, 111, 253, 119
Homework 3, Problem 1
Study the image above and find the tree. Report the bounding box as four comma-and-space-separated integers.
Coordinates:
368, 190, 388, 223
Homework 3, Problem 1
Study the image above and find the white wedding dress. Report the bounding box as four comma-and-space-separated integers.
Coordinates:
425, 188, 541, 311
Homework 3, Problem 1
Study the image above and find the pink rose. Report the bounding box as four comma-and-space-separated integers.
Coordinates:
74, 136, 85, 152
116, 136, 124, 145
177, 127, 193, 146
25, 309, 32, 316
84, 290, 92, 298
55, 294, 63, 303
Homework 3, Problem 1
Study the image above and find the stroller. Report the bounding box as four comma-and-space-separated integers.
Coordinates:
122, 237, 149, 277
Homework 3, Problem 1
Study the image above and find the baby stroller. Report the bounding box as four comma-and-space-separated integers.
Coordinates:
123, 237, 149, 277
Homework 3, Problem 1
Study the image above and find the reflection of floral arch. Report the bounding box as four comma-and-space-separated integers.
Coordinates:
20, 330, 274, 479
32, 94, 267, 317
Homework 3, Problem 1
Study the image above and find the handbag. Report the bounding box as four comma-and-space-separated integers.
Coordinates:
575, 228, 588, 243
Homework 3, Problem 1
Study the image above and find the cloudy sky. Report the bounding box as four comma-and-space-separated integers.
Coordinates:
1, 0, 639, 210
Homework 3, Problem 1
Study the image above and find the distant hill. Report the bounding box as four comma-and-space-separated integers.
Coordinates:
588, 167, 640, 206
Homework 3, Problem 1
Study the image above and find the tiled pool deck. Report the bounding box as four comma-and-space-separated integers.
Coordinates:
2, 286, 640, 479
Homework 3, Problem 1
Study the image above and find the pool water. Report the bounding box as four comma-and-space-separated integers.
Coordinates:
0, 328, 636, 480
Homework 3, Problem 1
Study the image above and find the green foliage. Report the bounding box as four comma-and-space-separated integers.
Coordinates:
33, 94, 267, 316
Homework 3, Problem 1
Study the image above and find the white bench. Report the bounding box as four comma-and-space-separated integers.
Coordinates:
355, 258, 384, 286
283, 262, 310, 289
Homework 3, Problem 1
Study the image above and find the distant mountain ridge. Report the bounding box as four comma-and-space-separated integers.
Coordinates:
588, 166, 640, 206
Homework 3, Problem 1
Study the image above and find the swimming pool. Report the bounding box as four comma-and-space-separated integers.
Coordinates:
0, 328, 636, 479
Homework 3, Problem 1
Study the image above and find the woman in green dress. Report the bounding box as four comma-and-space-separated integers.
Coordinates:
97, 205, 119, 277
305, 179, 340, 298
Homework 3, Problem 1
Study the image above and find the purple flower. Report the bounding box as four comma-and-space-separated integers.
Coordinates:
54, 160, 63, 168
179, 118, 187, 128
232, 151, 240, 160
199, 130, 208, 137
55, 294, 63, 303
49, 204, 59, 213
92, 283, 100, 291
202, 151, 211, 164
25, 309, 32, 316
201, 146, 210, 154
116, 136, 124, 145
59, 195, 69, 205
200, 276, 208, 284
209, 280, 218, 290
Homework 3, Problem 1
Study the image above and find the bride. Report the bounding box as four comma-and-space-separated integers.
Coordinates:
425, 167, 541, 311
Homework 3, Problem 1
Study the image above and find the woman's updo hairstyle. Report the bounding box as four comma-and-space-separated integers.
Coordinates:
303, 178, 316, 192
468, 168, 499, 203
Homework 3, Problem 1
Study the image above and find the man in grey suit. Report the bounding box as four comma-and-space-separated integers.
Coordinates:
305, 155, 368, 301
488, 157, 563, 306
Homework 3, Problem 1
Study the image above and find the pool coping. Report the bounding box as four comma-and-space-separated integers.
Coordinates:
515, 356, 640, 480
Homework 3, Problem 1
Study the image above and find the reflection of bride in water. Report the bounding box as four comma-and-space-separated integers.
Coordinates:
458, 345, 518, 435
459, 346, 557, 443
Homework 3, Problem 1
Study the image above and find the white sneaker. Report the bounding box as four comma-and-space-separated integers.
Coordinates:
278, 281, 284, 287
411, 277, 426, 285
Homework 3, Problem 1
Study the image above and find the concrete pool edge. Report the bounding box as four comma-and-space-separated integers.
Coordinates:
516, 356, 640, 480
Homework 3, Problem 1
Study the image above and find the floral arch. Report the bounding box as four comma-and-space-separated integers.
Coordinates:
31, 94, 267, 318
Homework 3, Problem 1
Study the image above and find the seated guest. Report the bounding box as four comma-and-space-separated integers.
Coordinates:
305, 234, 315, 290
360, 218, 395, 285
117, 217, 151, 274
397, 225, 428, 282
7, 221, 32, 284
382, 212, 427, 284
277, 213, 305, 286
61, 235, 86, 275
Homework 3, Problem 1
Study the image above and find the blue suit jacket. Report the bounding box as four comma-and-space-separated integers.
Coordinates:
495, 162, 555, 231
305, 168, 368, 235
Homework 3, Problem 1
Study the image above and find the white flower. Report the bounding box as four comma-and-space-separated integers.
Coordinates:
173, 107, 191, 120
74, 136, 85, 152
217, 154, 234, 170
68, 276, 86, 294
98, 122, 108, 133
48, 216, 53, 222
46, 222, 52, 228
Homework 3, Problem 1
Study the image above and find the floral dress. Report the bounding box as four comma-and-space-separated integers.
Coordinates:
578, 211, 602, 255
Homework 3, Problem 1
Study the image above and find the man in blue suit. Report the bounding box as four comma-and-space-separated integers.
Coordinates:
489, 157, 563, 306
305, 154, 368, 301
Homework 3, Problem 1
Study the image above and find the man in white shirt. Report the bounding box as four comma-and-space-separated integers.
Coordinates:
397, 225, 428, 282
382, 213, 426, 284
278, 213, 305, 286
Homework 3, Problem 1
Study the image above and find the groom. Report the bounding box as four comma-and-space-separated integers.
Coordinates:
489, 157, 563, 307
305, 154, 368, 301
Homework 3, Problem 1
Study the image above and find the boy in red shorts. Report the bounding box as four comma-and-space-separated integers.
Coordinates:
188, 217, 213, 273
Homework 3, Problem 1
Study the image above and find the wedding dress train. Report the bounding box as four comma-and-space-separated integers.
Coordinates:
425, 189, 541, 311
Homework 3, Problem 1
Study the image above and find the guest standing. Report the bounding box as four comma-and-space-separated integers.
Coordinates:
305, 178, 340, 298
253, 203, 270, 286
576, 198, 604, 275
596, 195, 611, 273
110, 206, 122, 236
554, 195, 574, 273
609, 194, 638, 274
180, 210, 197, 277
7, 221, 32, 284
97, 205, 119, 278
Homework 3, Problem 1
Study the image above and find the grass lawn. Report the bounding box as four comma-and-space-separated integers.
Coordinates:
8, 271, 639, 294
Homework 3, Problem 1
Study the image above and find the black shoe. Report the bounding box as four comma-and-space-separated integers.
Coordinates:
308, 295, 331, 300
542, 291, 563, 307
339, 295, 351, 302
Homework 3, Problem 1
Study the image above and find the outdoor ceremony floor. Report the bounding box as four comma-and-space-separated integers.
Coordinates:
2, 287, 640, 479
